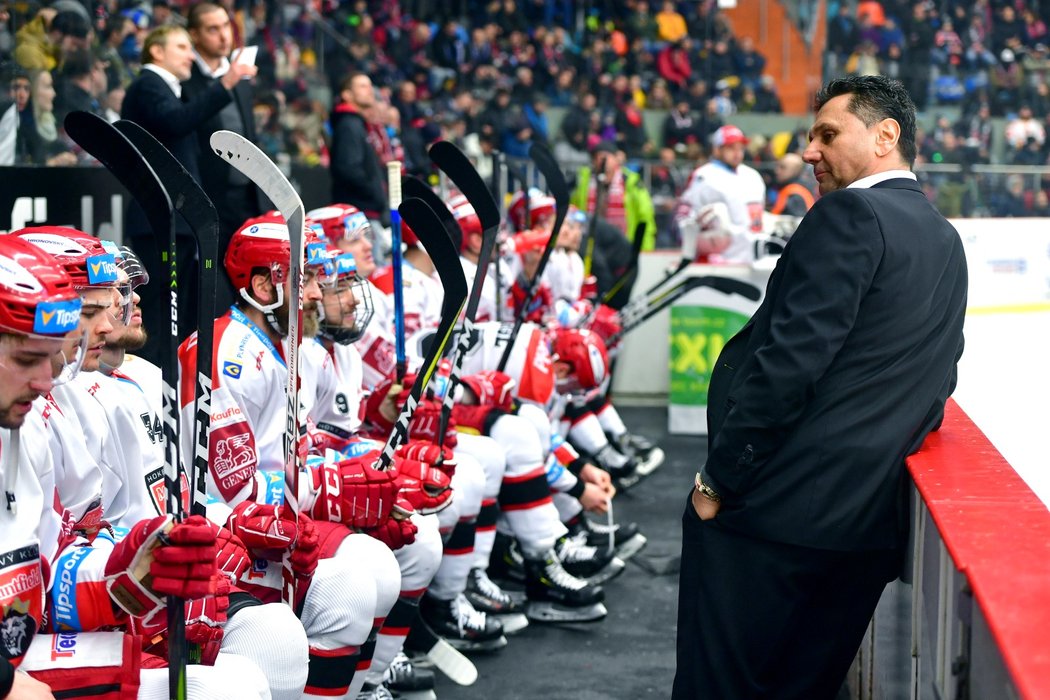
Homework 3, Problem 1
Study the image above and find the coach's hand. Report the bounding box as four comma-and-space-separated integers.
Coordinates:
691, 488, 721, 521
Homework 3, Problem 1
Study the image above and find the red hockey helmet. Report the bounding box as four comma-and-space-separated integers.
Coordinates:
508, 188, 557, 231
0, 234, 82, 338
305, 203, 371, 243
451, 199, 482, 251
225, 213, 327, 291
14, 227, 119, 290
550, 328, 609, 395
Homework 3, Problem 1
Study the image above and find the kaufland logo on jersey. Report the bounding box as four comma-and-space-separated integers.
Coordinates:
86, 253, 118, 284
34, 298, 82, 335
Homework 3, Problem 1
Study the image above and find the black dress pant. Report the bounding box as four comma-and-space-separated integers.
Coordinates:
672, 494, 900, 699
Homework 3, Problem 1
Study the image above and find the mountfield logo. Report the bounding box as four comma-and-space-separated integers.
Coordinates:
86, 254, 118, 284
34, 299, 82, 334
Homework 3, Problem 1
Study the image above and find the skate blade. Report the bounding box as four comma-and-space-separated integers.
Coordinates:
495, 612, 530, 634
525, 601, 608, 623
615, 533, 648, 561
585, 557, 626, 586
614, 472, 642, 490
634, 448, 665, 476
445, 633, 508, 654
424, 638, 479, 685
397, 692, 437, 700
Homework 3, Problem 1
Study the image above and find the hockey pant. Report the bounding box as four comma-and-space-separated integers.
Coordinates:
517, 404, 586, 526
429, 451, 485, 601
488, 412, 566, 559
23, 632, 270, 700
452, 433, 506, 575
356, 514, 442, 690
222, 602, 309, 700
300, 522, 384, 699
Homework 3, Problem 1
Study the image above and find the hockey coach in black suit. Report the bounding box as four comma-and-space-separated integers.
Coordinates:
673, 75, 968, 699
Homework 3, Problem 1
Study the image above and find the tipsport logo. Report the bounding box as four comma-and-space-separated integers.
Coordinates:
335, 254, 356, 276
85, 254, 118, 284
34, 298, 82, 335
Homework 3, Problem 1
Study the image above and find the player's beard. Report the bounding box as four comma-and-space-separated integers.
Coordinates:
276, 301, 319, 338
112, 325, 148, 351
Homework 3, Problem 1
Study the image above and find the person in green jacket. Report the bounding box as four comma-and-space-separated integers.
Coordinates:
571, 140, 657, 251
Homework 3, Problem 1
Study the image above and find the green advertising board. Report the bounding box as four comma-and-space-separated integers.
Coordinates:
669, 305, 751, 407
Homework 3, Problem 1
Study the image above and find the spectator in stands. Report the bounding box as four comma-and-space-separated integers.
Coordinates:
903, 2, 936, 110
754, 75, 783, 112
184, 0, 266, 284
827, 4, 859, 77
994, 50, 1027, 114
430, 18, 465, 93
769, 153, 815, 217
14, 8, 90, 71
663, 98, 699, 150
330, 71, 388, 231
733, 36, 766, 89
990, 173, 1030, 216
657, 39, 692, 91
561, 90, 598, 156
958, 101, 993, 163
524, 92, 550, 145
53, 48, 105, 125
23, 69, 75, 165
571, 140, 656, 250
656, 1, 688, 44
626, 1, 660, 48
647, 78, 674, 109
708, 40, 735, 84
98, 16, 135, 89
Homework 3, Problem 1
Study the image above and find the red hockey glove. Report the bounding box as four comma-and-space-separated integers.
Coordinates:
580, 275, 598, 301
105, 515, 217, 623
393, 458, 453, 514
461, 370, 515, 410
510, 279, 552, 323
365, 498, 418, 550
214, 525, 251, 583
309, 448, 398, 529
225, 502, 298, 561
397, 442, 457, 478
290, 513, 319, 579
362, 374, 415, 435
185, 577, 230, 665
408, 399, 457, 447
588, 305, 622, 347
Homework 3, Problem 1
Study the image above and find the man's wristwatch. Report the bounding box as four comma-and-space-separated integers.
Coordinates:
694, 472, 722, 502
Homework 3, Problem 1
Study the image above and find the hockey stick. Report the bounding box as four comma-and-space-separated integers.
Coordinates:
645, 257, 691, 297
402, 177, 460, 246
493, 151, 508, 318
496, 142, 569, 372
609, 276, 762, 346
63, 111, 187, 700
578, 220, 648, 327
209, 130, 304, 608
427, 141, 501, 450
115, 120, 216, 520
373, 197, 468, 471
387, 162, 408, 383
581, 156, 610, 278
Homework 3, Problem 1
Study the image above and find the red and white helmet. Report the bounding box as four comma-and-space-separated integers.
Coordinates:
14, 227, 119, 290
451, 198, 482, 251
550, 328, 609, 395
225, 213, 326, 313
305, 203, 371, 243
0, 234, 82, 338
508, 188, 556, 231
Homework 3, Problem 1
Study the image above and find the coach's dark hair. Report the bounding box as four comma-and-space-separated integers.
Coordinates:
814, 75, 917, 167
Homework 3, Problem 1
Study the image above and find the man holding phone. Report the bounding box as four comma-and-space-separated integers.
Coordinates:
183, 1, 266, 308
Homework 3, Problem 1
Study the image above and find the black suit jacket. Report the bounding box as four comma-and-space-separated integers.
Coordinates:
701, 178, 967, 551
181, 63, 265, 216
120, 69, 231, 238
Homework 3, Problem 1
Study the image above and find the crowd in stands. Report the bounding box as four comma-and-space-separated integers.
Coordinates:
3, 0, 1050, 223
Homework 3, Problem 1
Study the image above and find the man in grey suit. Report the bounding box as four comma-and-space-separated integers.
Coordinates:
674, 76, 968, 699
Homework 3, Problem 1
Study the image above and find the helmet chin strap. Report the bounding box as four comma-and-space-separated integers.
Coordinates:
239, 283, 286, 337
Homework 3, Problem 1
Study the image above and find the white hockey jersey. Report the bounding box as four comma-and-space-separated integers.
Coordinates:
454, 321, 555, 406
676, 160, 766, 263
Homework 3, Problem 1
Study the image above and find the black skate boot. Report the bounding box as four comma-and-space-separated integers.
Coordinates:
593, 443, 642, 489
611, 431, 665, 477
464, 567, 529, 634
567, 514, 648, 562
555, 531, 625, 585
382, 652, 436, 700
487, 532, 526, 586
523, 550, 607, 623
420, 593, 508, 653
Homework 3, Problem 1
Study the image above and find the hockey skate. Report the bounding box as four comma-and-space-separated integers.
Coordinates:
420, 592, 508, 653
593, 443, 642, 490
613, 431, 665, 477
464, 567, 529, 634
383, 652, 437, 700
568, 514, 648, 562
555, 531, 626, 585
354, 683, 396, 700
524, 550, 607, 623
488, 532, 526, 585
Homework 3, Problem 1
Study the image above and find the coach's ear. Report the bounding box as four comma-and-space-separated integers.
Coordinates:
875, 118, 901, 158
